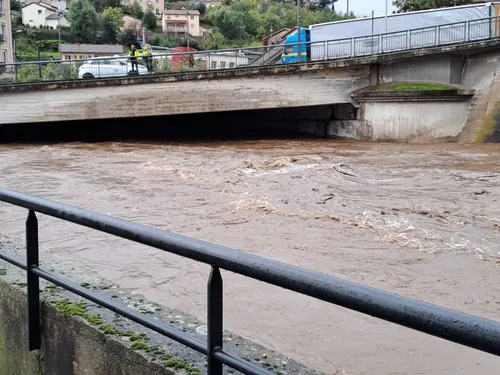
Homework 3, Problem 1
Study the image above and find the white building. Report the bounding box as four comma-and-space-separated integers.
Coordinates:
22, 1, 69, 28
0, 0, 14, 67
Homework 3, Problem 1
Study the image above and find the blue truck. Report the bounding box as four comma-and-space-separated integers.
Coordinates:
280, 2, 497, 64
280, 29, 310, 64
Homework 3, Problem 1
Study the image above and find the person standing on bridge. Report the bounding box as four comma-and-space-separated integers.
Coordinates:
129, 45, 140, 72
142, 44, 153, 74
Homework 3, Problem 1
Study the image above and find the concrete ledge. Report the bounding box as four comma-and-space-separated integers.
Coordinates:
0, 235, 326, 375
352, 83, 475, 102
2, 38, 500, 94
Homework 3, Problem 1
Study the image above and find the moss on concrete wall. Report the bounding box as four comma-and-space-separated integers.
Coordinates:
475, 100, 500, 142
0, 277, 176, 375
0, 278, 40, 375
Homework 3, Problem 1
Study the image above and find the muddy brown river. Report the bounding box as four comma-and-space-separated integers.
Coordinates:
0, 140, 499, 375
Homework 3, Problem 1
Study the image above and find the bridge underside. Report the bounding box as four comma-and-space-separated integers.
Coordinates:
0, 104, 358, 143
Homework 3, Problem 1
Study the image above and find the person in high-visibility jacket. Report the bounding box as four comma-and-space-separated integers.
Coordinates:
142, 44, 153, 74
128, 45, 140, 72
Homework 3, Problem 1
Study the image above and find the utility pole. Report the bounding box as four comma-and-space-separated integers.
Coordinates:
58, 29, 61, 59
297, 0, 301, 63
181, 7, 190, 49
385, 0, 388, 33
346, 0, 349, 15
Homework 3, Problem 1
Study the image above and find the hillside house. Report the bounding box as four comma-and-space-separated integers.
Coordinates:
162, 9, 201, 38
22, 1, 69, 28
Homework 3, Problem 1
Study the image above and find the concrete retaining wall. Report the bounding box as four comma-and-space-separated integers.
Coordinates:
0, 235, 326, 375
360, 100, 470, 142
460, 50, 500, 142
0, 278, 175, 375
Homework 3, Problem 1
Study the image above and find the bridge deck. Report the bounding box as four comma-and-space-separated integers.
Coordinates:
1, 38, 500, 95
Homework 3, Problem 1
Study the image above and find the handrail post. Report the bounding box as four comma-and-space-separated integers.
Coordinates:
26, 210, 41, 351
207, 266, 223, 375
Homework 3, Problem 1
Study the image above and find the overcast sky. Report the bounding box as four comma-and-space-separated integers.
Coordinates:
335, 0, 397, 17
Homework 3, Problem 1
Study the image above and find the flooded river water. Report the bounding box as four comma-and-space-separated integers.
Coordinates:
0, 140, 499, 375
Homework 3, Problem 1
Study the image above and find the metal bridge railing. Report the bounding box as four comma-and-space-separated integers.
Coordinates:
1, 16, 499, 86
1, 16, 500, 86
0, 187, 499, 375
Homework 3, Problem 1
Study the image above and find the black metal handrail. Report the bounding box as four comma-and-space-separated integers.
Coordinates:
0, 187, 499, 375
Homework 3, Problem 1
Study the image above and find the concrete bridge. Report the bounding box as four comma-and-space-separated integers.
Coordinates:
2, 38, 500, 142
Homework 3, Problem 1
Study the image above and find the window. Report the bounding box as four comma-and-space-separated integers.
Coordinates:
210, 61, 216, 69
0, 0, 4, 15
1, 49, 7, 63
38, 9, 42, 14
191, 23, 194, 28
0, 23, 5, 37
220, 61, 226, 69
190, 15, 194, 20
229, 62, 235, 68
167, 16, 171, 19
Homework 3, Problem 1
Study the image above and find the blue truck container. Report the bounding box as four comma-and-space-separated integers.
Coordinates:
280, 2, 496, 64
280, 29, 310, 64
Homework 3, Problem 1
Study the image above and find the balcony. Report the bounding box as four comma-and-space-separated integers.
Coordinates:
165, 26, 188, 33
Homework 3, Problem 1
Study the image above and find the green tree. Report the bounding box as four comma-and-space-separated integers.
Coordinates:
202, 0, 351, 47
90, 0, 122, 13
103, 7, 124, 32
68, 0, 100, 43
142, 9, 157, 31
10, 0, 22, 12
126, 1, 144, 19
119, 29, 138, 47
100, 16, 118, 43
393, 0, 469, 13
202, 31, 228, 50
196, 2, 207, 15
